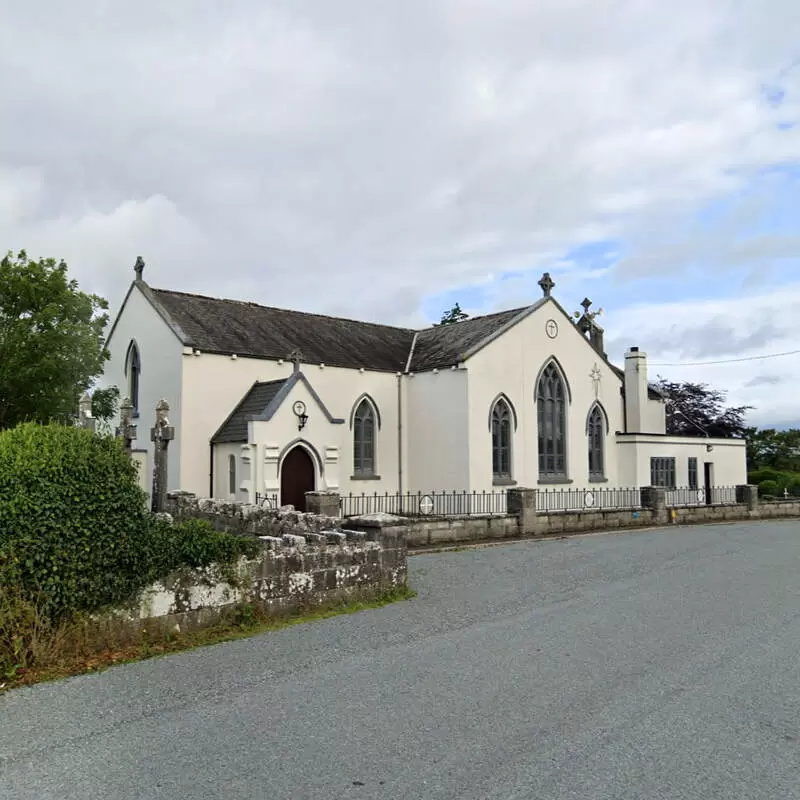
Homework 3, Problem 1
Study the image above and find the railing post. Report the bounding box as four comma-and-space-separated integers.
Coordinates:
305, 490, 341, 517
736, 484, 759, 514
507, 487, 541, 536
640, 486, 668, 524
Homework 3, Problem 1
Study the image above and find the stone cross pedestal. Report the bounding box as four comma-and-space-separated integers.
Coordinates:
116, 396, 137, 455
78, 392, 95, 432
150, 399, 175, 513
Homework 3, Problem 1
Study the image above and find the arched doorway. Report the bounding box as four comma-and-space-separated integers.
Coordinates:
280, 445, 316, 512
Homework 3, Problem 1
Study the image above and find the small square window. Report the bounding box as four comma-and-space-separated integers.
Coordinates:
650, 457, 676, 489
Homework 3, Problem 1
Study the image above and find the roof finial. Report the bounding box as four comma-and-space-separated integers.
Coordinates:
538, 272, 555, 297
134, 256, 145, 282
288, 348, 304, 373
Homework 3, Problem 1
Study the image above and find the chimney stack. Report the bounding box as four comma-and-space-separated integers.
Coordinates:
624, 347, 649, 432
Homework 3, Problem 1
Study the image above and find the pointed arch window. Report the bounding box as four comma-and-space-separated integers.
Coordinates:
228, 454, 237, 497
125, 341, 141, 414
353, 399, 376, 476
587, 405, 605, 480
491, 399, 512, 480
537, 363, 567, 479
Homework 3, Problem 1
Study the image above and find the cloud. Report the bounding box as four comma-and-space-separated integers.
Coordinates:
1, 0, 798, 312
743, 375, 784, 388
1, 1, 798, 425
602, 284, 800, 428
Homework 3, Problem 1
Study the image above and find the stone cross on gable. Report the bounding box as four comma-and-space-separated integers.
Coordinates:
538, 272, 555, 297
288, 348, 304, 373
134, 256, 145, 281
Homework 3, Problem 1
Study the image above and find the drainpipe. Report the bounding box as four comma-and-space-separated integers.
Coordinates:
397, 373, 403, 498
209, 442, 214, 497
621, 386, 628, 433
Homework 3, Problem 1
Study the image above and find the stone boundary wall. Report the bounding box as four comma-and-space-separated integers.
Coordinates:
123, 529, 407, 633
165, 491, 343, 539
346, 514, 519, 548
345, 491, 800, 549
755, 499, 800, 519
111, 492, 408, 633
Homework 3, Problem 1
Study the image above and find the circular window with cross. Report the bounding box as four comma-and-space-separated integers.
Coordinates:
419, 494, 435, 515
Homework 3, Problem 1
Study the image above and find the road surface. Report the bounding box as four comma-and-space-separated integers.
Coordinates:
2, 520, 800, 799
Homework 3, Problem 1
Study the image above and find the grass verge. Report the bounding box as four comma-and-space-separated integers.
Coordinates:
0, 585, 416, 693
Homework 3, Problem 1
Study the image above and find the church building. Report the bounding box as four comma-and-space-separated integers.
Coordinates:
101, 260, 747, 511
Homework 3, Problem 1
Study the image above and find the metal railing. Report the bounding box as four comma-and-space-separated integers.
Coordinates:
665, 485, 738, 507
254, 492, 280, 509
256, 484, 743, 517
535, 486, 642, 513
340, 490, 508, 518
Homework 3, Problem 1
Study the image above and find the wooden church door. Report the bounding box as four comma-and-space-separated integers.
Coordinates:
280, 446, 315, 512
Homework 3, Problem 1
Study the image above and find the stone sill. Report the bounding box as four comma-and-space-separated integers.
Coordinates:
589, 477, 608, 483
537, 478, 574, 485
350, 474, 381, 481
492, 478, 517, 487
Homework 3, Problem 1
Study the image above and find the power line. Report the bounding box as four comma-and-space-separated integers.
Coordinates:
649, 349, 800, 367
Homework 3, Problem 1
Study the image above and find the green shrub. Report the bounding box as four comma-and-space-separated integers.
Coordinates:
0, 423, 152, 617
168, 518, 261, 568
0, 423, 261, 620
786, 479, 800, 498
758, 480, 779, 497
749, 468, 782, 485
142, 517, 260, 577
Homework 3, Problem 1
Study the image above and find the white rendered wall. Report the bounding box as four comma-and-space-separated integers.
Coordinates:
248, 376, 342, 500
404, 368, 469, 493
615, 434, 747, 487
213, 443, 248, 501
641, 398, 667, 434
181, 354, 402, 498
101, 285, 184, 497
465, 301, 626, 491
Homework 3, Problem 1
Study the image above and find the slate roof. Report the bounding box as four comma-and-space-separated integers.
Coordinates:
409, 306, 530, 371
144, 285, 643, 386
212, 379, 287, 443
151, 289, 415, 373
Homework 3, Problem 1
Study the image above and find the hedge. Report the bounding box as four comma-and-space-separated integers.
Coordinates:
0, 423, 259, 620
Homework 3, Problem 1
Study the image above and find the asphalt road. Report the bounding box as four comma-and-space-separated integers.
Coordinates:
2, 520, 800, 799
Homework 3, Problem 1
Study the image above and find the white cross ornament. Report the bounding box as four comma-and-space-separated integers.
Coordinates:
419, 495, 435, 515
590, 364, 602, 398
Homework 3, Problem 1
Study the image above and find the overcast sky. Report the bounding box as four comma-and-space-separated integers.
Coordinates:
1, 1, 798, 427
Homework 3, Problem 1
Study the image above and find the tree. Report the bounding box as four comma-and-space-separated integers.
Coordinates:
91, 384, 121, 436
653, 378, 752, 439
0, 250, 109, 430
436, 303, 469, 326
744, 427, 800, 471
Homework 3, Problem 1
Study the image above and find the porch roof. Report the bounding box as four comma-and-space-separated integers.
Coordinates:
212, 379, 287, 444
